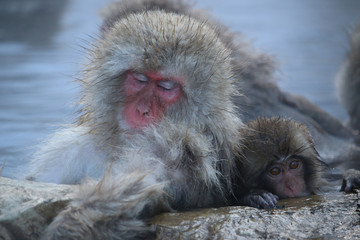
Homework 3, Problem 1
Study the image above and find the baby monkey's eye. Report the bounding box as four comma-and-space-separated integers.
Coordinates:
289, 159, 300, 169
269, 167, 281, 175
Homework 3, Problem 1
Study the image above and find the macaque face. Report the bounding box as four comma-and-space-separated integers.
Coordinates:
123, 71, 183, 129
263, 158, 307, 198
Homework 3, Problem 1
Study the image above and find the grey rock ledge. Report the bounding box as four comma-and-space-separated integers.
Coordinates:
0, 177, 359, 240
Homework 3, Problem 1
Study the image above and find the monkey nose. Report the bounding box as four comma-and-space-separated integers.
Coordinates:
136, 108, 149, 117
286, 181, 295, 191
136, 104, 150, 117
135, 98, 153, 118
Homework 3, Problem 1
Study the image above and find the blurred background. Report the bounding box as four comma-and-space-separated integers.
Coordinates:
1, 0, 360, 178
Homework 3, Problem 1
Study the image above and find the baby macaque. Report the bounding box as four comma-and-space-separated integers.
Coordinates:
233, 117, 326, 208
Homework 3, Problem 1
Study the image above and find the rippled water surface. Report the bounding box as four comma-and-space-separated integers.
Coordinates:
1, 0, 360, 178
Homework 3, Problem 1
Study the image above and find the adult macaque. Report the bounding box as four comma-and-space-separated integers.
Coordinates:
26, 0, 245, 185
233, 117, 326, 208
27, 0, 247, 238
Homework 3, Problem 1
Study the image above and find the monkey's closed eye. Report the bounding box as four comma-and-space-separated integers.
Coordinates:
133, 73, 149, 84
269, 167, 281, 176
289, 159, 300, 169
158, 80, 176, 91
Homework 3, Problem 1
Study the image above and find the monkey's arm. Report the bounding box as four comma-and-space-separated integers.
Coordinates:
340, 169, 360, 193
26, 126, 108, 184
239, 189, 279, 209
42, 171, 169, 240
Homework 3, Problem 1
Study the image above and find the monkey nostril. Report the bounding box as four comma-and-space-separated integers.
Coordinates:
287, 183, 296, 191
136, 108, 149, 117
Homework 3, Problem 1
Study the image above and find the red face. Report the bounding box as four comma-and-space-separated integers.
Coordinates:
123, 71, 183, 129
264, 158, 307, 198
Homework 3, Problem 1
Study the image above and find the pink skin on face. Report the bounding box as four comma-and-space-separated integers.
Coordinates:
123, 71, 183, 129
265, 158, 307, 198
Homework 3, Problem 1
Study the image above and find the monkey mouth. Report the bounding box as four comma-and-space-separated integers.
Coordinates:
281, 187, 305, 198
127, 115, 159, 129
